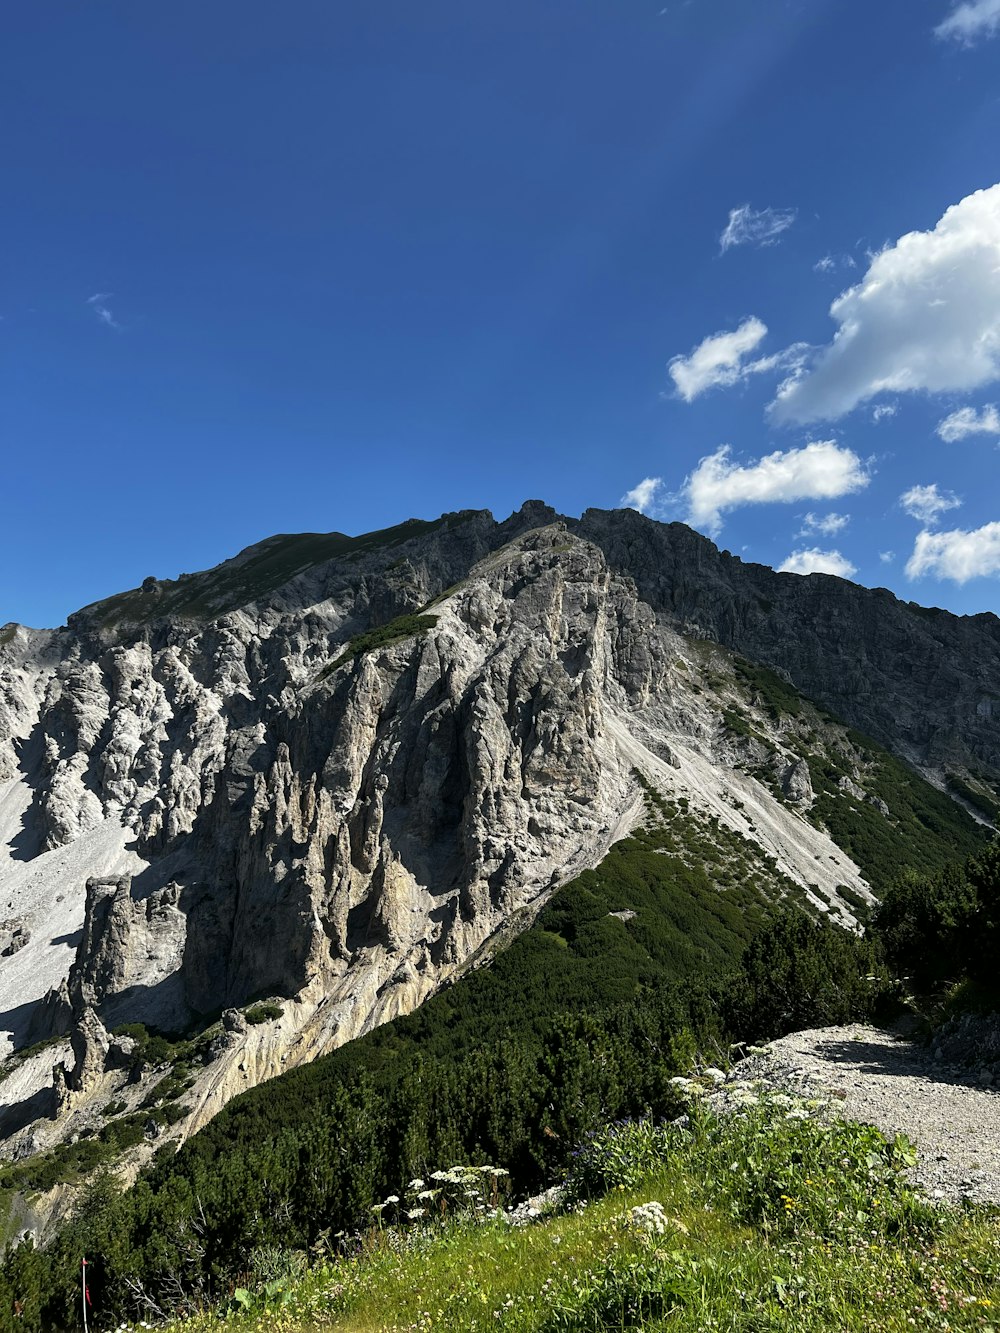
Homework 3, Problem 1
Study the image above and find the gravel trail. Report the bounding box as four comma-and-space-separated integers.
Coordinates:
729, 1023, 1000, 1206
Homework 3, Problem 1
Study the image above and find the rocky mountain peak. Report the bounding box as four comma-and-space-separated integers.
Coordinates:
0, 503, 995, 1197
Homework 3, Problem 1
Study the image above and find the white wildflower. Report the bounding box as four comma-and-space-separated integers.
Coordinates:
629, 1201, 668, 1235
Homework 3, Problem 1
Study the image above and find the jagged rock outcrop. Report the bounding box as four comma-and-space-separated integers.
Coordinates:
781, 758, 814, 807
575, 507, 1000, 775
0, 501, 995, 1164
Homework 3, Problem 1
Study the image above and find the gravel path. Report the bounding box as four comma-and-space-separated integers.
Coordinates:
728, 1023, 1000, 1206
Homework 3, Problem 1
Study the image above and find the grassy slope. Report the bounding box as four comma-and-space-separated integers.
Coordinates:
76, 514, 461, 630
114, 1098, 1000, 1333
725, 656, 991, 892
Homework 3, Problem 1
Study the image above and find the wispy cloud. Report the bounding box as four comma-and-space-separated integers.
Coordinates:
813, 253, 857, 276
87, 292, 120, 329
796, 511, 850, 538
667, 318, 804, 402
935, 0, 1000, 44
778, 547, 857, 578
620, 477, 665, 516
899, 483, 962, 525
720, 204, 797, 253
936, 403, 1000, 441
872, 403, 898, 423
668, 317, 768, 401
682, 440, 868, 536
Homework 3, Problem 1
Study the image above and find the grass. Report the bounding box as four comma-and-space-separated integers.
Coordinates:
107, 1092, 1000, 1333
732, 657, 804, 721
804, 734, 990, 892
319, 613, 439, 679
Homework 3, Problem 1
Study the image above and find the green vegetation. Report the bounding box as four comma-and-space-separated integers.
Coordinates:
0, 796, 886, 1329
835, 882, 872, 922
720, 706, 760, 742
112, 1021, 175, 1068
875, 839, 1000, 1006
95, 1093, 1000, 1333
723, 907, 882, 1041
804, 732, 989, 892
319, 613, 439, 678
947, 772, 1000, 823
732, 657, 804, 720
245, 1003, 283, 1025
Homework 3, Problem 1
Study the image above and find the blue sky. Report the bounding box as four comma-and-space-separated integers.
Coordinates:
3, 0, 1000, 627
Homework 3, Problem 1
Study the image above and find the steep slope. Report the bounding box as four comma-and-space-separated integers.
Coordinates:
0, 504, 992, 1194
576, 507, 1000, 779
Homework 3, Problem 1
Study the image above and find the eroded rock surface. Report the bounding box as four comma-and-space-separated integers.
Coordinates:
0, 502, 995, 1168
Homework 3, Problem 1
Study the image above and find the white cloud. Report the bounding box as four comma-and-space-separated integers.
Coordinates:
879, 550, 896, 564
797, 511, 850, 537
87, 292, 120, 329
872, 403, 898, 423
906, 521, 1000, 582
668, 317, 768, 401
900, 483, 962, 525
667, 317, 803, 402
936, 403, 1000, 441
770, 183, 1000, 423
683, 440, 869, 535
719, 204, 796, 252
620, 477, 664, 515
935, 0, 1000, 44
778, 548, 857, 578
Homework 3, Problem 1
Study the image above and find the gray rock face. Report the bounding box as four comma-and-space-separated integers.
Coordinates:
575, 508, 1000, 776
0, 502, 994, 1152
781, 758, 814, 807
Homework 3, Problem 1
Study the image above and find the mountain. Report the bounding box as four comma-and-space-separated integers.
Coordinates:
0, 501, 995, 1210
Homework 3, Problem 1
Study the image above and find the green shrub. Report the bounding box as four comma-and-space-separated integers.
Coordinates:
565, 1119, 676, 1201
725, 907, 887, 1041
875, 839, 1000, 1003
245, 1002, 283, 1025
683, 1092, 933, 1243
320, 613, 439, 677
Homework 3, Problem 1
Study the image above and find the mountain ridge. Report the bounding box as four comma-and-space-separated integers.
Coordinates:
0, 501, 994, 1222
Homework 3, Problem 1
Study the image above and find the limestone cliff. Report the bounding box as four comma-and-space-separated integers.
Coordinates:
0, 503, 994, 1180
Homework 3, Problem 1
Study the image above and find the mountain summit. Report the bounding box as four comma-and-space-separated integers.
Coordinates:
1, 503, 996, 1206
